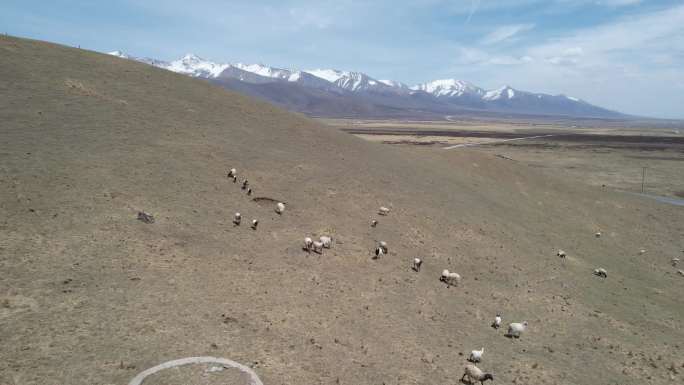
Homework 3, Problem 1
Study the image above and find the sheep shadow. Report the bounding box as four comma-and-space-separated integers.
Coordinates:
252, 197, 288, 208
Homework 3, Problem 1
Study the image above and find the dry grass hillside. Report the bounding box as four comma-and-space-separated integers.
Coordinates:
1, 35, 683, 385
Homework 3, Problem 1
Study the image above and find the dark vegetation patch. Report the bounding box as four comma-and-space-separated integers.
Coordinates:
625, 155, 684, 161
381, 140, 444, 146
345, 128, 684, 146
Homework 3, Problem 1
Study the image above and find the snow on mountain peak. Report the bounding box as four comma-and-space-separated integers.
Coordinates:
108, 50, 129, 58
379, 79, 409, 89
181, 53, 202, 61
166, 54, 229, 78
411, 79, 483, 98
234, 63, 292, 80
103, 49, 595, 112
305, 69, 347, 84
288, 71, 302, 82
303, 69, 390, 92
483, 85, 518, 101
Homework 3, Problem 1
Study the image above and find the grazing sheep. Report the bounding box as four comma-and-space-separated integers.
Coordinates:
440, 269, 461, 286
275, 202, 285, 215
506, 321, 528, 338
671, 258, 679, 267
378, 206, 390, 216
312, 241, 324, 254
370, 219, 378, 228
137, 211, 155, 224
412, 258, 423, 272
678, 270, 684, 277
378, 241, 388, 254
595, 231, 602, 238
303, 237, 313, 252
247, 188, 252, 196
227, 168, 236, 178
242, 180, 249, 190
469, 347, 484, 363
639, 249, 646, 254
251, 219, 258, 230
557, 250, 566, 258
373, 246, 384, 259
233, 212, 241, 226
593, 268, 607, 278
461, 364, 493, 385
491, 314, 502, 329
232, 175, 237, 183
320, 236, 332, 249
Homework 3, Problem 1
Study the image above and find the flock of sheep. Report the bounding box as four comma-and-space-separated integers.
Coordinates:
217, 167, 681, 383
227, 168, 285, 231
221, 167, 539, 384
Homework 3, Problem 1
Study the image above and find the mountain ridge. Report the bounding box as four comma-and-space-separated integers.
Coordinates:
107, 50, 624, 119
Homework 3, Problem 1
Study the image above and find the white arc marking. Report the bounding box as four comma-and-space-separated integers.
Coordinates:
127, 356, 264, 385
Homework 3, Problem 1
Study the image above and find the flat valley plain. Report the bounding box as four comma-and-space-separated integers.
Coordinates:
323, 118, 684, 200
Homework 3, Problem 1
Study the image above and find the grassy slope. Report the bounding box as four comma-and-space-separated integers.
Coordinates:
1, 35, 683, 385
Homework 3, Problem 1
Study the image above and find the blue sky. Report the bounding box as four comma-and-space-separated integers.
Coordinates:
3, 0, 684, 118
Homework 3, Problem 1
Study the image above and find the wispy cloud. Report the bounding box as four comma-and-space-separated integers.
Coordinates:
597, 0, 642, 7
480, 24, 535, 44
452, 3, 684, 117
465, 0, 481, 25
527, 4, 684, 67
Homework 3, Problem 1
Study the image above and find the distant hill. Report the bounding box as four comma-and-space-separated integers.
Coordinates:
108, 51, 626, 120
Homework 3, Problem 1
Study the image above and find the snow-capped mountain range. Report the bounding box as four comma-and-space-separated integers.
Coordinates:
108, 51, 622, 119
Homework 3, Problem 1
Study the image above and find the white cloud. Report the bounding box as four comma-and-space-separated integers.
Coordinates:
288, 8, 332, 29
480, 24, 535, 45
597, 0, 642, 6
545, 47, 584, 65
455, 46, 534, 66
452, 4, 684, 117
527, 4, 684, 67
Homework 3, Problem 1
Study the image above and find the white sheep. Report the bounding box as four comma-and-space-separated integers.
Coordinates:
678, 270, 684, 277
557, 250, 566, 258
461, 364, 494, 385
506, 321, 528, 338
593, 268, 607, 278
378, 206, 390, 216
303, 237, 313, 252
412, 258, 423, 272
251, 219, 258, 230
247, 188, 252, 196
440, 269, 461, 286
595, 231, 602, 238
370, 219, 378, 228
320, 236, 332, 249
232, 175, 237, 183
312, 241, 324, 254
491, 314, 502, 329
275, 202, 285, 215
227, 168, 236, 178
373, 246, 384, 259
671, 257, 679, 267
639, 249, 646, 254
233, 212, 241, 225
469, 347, 484, 363
378, 241, 388, 254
